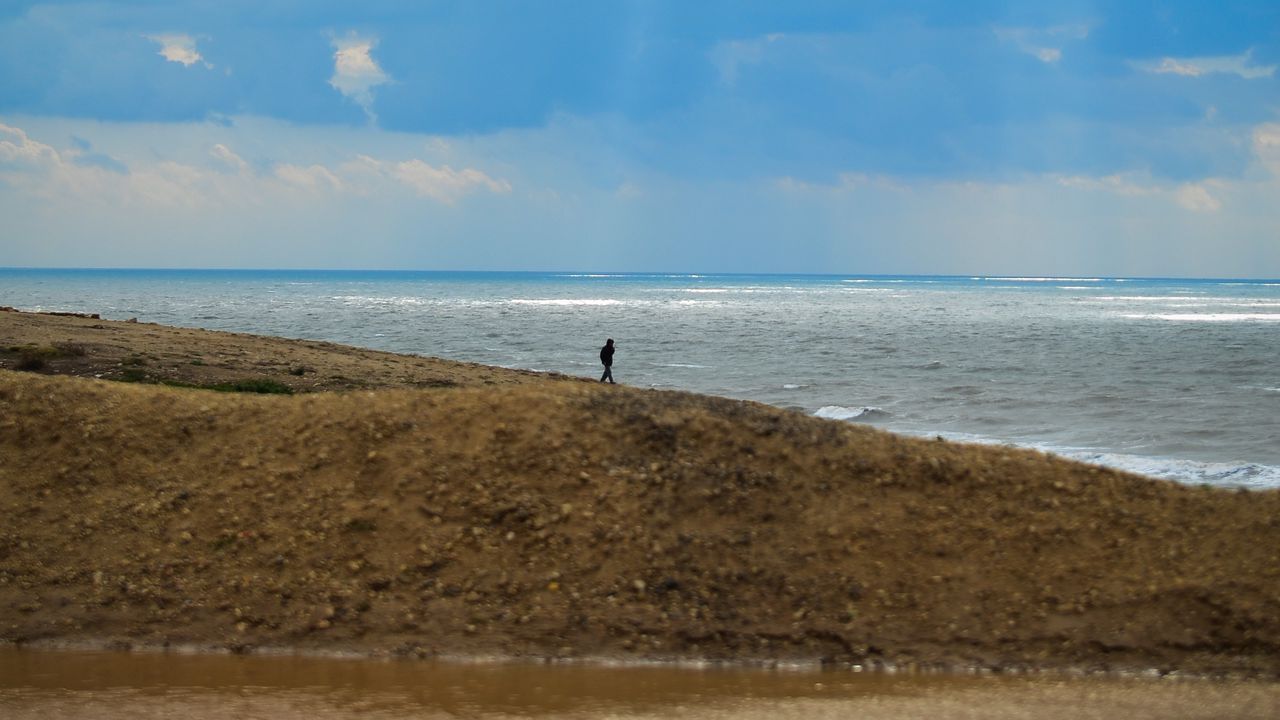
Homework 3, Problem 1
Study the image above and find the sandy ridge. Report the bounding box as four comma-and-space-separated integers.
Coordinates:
1, 310, 1279, 676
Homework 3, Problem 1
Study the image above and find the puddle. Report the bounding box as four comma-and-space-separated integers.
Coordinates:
1, 647, 1276, 719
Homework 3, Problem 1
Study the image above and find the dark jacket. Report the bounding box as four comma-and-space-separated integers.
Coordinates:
600, 343, 614, 366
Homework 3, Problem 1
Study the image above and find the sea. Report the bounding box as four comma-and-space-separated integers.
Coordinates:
2, 268, 1277, 489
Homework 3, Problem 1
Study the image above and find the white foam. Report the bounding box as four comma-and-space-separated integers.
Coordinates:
1121, 313, 1280, 322
814, 405, 889, 421
782, 383, 804, 390
841, 279, 931, 284
981, 277, 1105, 282
1057, 451, 1280, 490
509, 299, 628, 306
901, 431, 1280, 489
330, 295, 431, 307
1088, 296, 1208, 302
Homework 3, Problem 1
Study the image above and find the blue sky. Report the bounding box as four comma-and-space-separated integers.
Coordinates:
1, 1, 1278, 276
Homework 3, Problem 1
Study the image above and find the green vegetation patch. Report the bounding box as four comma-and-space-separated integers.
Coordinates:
207, 378, 295, 395
6, 343, 86, 371
113, 375, 296, 394
119, 368, 149, 382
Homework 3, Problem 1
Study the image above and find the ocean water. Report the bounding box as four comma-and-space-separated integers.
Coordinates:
2, 268, 1278, 489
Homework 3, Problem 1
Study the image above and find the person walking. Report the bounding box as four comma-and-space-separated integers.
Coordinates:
599, 338, 616, 384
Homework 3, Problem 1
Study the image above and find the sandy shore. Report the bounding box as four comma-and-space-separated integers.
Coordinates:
2, 309, 1279, 677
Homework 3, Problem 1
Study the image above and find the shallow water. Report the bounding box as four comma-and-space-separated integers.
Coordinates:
2, 648, 1278, 720
2, 269, 1278, 487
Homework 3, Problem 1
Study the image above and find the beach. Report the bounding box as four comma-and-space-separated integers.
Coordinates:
4, 269, 1277, 490
2, 308, 1279, 680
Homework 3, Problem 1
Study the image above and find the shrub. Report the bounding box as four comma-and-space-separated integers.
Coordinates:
15, 353, 46, 371
120, 368, 148, 382
209, 379, 295, 395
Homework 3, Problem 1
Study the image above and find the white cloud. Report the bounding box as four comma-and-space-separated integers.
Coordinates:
1251, 123, 1280, 176
1058, 173, 1224, 213
2, 119, 517, 210
614, 182, 643, 199
391, 159, 512, 204
146, 34, 212, 69
995, 24, 1089, 65
1140, 51, 1276, 79
0, 122, 513, 213
1035, 47, 1062, 64
1055, 173, 1156, 197
1174, 183, 1222, 213
0, 123, 62, 167
709, 34, 784, 85
274, 163, 343, 191
330, 35, 391, 121
210, 144, 249, 174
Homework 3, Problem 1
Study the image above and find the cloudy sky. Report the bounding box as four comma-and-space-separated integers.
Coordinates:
1, 1, 1277, 276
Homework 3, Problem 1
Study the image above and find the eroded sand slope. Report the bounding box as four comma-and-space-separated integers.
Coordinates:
2, 349, 1278, 675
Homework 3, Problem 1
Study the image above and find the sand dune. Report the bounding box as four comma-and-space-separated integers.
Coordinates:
1, 310, 1278, 676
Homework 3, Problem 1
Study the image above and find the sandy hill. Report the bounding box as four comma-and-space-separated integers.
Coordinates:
1, 311, 1278, 676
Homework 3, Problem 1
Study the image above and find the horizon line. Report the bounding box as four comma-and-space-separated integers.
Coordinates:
2, 266, 1279, 283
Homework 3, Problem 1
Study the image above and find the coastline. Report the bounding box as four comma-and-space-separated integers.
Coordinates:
2, 308, 1279, 678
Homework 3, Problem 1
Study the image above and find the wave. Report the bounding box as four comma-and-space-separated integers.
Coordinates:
1059, 452, 1280, 490
977, 277, 1105, 282
331, 295, 433, 307
840, 279, 935, 284
1087, 296, 1209, 302
814, 405, 891, 422
509, 299, 628, 306
900, 430, 1280, 489
1121, 313, 1280, 323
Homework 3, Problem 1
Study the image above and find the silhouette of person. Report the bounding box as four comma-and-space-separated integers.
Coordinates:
599, 338, 616, 383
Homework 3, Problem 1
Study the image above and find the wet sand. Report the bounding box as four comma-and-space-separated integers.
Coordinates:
2, 648, 1278, 719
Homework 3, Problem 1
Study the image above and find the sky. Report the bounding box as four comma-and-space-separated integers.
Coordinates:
1, 1, 1278, 276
